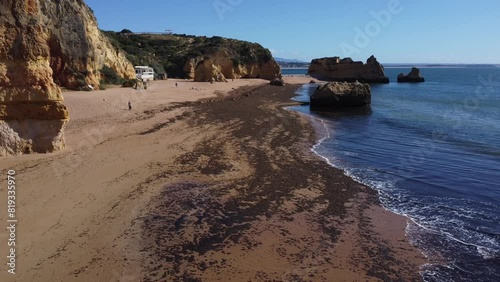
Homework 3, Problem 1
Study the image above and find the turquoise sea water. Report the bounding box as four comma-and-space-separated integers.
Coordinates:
281, 68, 310, 75
290, 67, 500, 281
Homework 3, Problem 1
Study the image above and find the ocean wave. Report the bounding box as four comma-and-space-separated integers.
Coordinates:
290, 80, 500, 281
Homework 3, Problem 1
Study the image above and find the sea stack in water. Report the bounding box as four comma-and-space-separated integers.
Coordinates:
397, 67, 425, 82
308, 55, 389, 83
310, 82, 371, 108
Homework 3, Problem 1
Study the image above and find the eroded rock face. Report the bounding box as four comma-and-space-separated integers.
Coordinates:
186, 51, 282, 82
270, 78, 285, 86
0, 119, 68, 156
0, 0, 68, 156
397, 67, 425, 82
194, 59, 227, 82
310, 82, 371, 107
47, 1, 135, 89
1, 0, 135, 91
0, 0, 133, 156
308, 55, 389, 83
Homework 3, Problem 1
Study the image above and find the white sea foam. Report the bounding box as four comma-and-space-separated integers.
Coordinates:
289, 82, 500, 281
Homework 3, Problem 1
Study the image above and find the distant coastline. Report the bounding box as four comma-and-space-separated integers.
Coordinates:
381, 63, 499, 68
278, 61, 500, 70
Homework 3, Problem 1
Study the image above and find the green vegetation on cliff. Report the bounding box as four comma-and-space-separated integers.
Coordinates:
102, 30, 273, 79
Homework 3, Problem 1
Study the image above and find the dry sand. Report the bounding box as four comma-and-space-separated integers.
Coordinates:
0, 77, 426, 281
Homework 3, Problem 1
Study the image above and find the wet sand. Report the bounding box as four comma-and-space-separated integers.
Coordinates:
0, 78, 426, 281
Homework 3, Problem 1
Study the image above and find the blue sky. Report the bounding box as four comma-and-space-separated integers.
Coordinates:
86, 0, 500, 63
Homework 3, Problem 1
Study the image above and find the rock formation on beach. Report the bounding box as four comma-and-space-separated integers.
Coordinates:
193, 58, 227, 82
0, 0, 135, 91
0, 0, 134, 155
189, 51, 282, 83
397, 67, 425, 82
103, 32, 282, 82
46, 0, 135, 89
308, 55, 389, 83
270, 78, 286, 86
310, 82, 371, 107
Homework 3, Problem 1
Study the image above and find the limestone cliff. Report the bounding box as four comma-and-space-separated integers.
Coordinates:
40, 0, 135, 89
188, 51, 282, 82
0, 0, 133, 156
194, 58, 227, 82
103, 32, 281, 82
308, 55, 389, 83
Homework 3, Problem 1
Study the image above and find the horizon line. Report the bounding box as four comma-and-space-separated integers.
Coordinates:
277, 61, 500, 65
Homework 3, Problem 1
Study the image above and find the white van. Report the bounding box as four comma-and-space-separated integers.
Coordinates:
135, 66, 155, 81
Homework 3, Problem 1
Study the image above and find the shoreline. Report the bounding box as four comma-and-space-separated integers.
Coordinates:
0, 78, 426, 281
299, 108, 429, 276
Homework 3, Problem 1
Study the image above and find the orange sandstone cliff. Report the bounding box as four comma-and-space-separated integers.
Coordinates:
308, 55, 389, 83
186, 51, 282, 83
0, 0, 134, 156
102, 32, 281, 83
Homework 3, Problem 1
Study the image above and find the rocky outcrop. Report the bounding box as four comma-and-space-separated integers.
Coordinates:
104, 32, 281, 82
30, 0, 135, 89
244, 60, 282, 80
184, 57, 204, 80
270, 78, 285, 86
0, 0, 134, 156
310, 82, 371, 108
194, 59, 227, 82
0, 0, 66, 155
397, 67, 425, 82
308, 55, 389, 83
0, 0, 136, 90
186, 51, 282, 82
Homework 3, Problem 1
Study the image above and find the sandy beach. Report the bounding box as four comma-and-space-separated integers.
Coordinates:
0, 77, 426, 281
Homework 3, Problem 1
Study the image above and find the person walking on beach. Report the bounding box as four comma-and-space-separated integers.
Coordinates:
128, 101, 132, 110
175, 82, 178, 87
